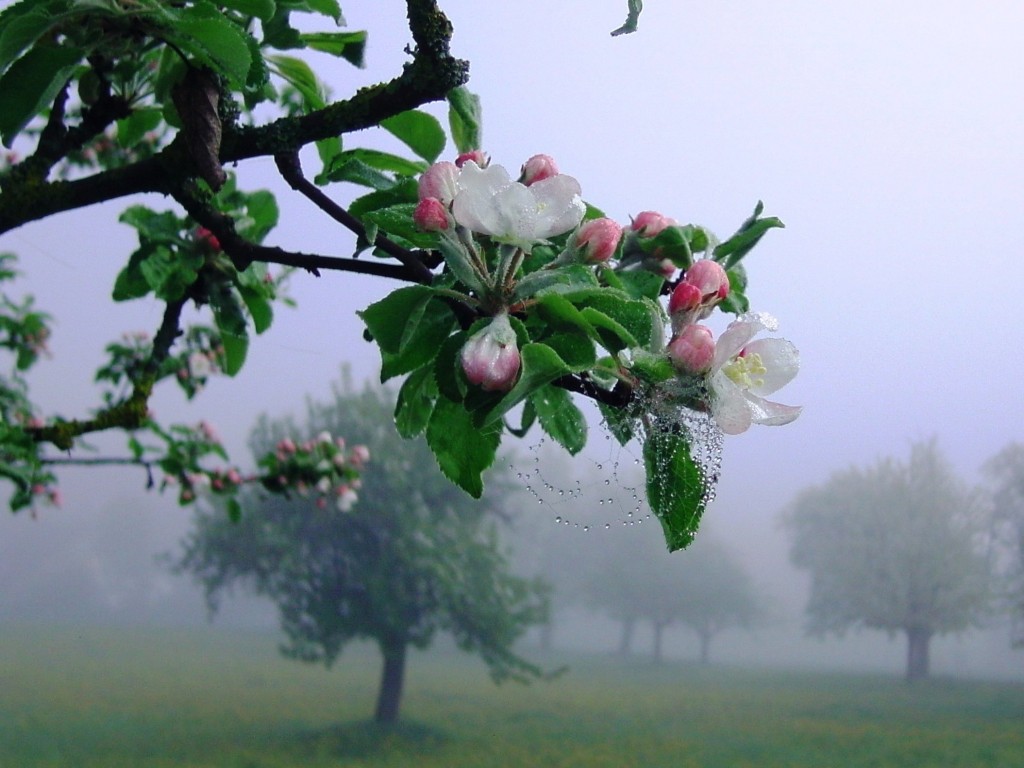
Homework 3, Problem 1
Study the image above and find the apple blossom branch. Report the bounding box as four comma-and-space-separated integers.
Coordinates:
0, 0, 469, 235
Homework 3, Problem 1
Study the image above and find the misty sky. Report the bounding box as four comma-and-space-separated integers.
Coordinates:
2, 1, 1023, 668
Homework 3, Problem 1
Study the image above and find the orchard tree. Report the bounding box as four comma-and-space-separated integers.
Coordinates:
984, 442, 1024, 647
783, 440, 992, 681
0, 0, 802, 551
585, 523, 762, 663
176, 377, 549, 724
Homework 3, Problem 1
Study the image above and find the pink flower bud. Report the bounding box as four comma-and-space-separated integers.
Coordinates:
682, 259, 729, 300
227, 469, 242, 485
277, 438, 296, 454
351, 445, 370, 465
574, 218, 622, 263
668, 282, 703, 315
196, 226, 221, 251
48, 489, 62, 507
413, 197, 450, 232
461, 313, 521, 392
455, 150, 489, 168
630, 211, 678, 238
668, 325, 715, 374
519, 154, 559, 186
418, 161, 460, 204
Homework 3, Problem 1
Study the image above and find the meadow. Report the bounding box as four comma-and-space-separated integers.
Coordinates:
1, 625, 1022, 768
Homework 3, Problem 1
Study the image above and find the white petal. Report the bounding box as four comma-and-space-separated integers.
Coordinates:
529, 175, 585, 238
743, 338, 800, 396
712, 316, 761, 371
709, 372, 753, 434
744, 391, 803, 427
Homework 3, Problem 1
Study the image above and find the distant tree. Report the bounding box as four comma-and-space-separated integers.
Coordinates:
585, 523, 763, 663
984, 443, 1024, 647
176, 378, 549, 724
783, 440, 991, 681
648, 536, 762, 665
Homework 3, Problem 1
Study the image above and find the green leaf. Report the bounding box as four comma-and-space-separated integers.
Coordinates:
357, 285, 435, 355
599, 401, 635, 446
321, 156, 396, 190
0, 7, 56, 75
563, 289, 655, 348
138, 248, 204, 301
0, 42, 82, 146
433, 330, 467, 404
644, 428, 707, 552
173, 10, 253, 87
268, 54, 324, 109
325, 148, 426, 179
347, 180, 419, 218
447, 86, 482, 154
611, 0, 643, 36
437, 230, 486, 295
514, 264, 599, 302
605, 266, 664, 301
379, 298, 457, 382
218, 0, 276, 21
381, 110, 446, 163
480, 343, 573, 428
299, 30, 365, 67
298, 0, 343, 23
718, 264, 749, 315
112, 252, 152, 301
226, 497, 242, 523
579, 306, 638, 352
426, 396, 500, 498
541, 332, 597, 371
116, 108, 162, 148
238, 285, 273, 333
394, 365, 438, 438
211, 289, 249, 375
529, 385, 586, 455
713, 201, 785, 269
361, 203, 439, 250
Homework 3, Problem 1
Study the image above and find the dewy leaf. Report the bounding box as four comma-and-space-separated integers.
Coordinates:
529, 385, 587, 455
0, 42, 82, 147
563, 289, 654, 348
358, 285, 446, 364
514, 265, 600, 302
644, 428, 707, 552
381, 110, 446, 163
426, 396, 500, 498
447, 86, 482, 154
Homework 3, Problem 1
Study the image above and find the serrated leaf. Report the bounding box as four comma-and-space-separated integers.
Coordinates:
426, 396, 500, 498
530, 385, 586, 455
382, 109, 446, 163
0, 42, 82, 146
515, 265, 600, 302
447, 86, 481, 154
361, 203, 439, 250
138, 248, 203, 301
321, 156, 395, 190
357, 285, 435, 355
394, 365, 438, 438
380, 298, 457, 381
299, 30, 365, 67
599, 401, 635, 446
645, 427, 707, 552
563, 289, 654, 348
579, 306, 638, 352
300, 0, 343, 23
433, 330, 467, 404
112, 252, 153, 301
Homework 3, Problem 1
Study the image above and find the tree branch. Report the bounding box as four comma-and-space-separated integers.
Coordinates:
0, 0, 468, 235
274, 152, 435, 284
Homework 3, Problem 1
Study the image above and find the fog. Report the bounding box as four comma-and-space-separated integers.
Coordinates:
2, 0, 1023, 682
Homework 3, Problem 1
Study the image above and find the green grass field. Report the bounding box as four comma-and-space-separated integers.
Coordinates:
1, 625, 1022, 767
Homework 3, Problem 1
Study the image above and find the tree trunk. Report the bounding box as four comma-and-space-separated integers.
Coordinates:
698, 629, 712, 665
652, 621, 667, 664
617, 616, 636, 657
374, 640, 407, 724
904, 627, 932, 682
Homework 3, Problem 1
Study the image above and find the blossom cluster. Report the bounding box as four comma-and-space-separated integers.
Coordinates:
411, 151, 801, 435
257, 431, 369, 512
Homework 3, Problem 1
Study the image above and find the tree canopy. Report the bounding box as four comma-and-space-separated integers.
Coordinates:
176, 376, 549, 724
783, 439, 991, 681
984, 442, 1024, 648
